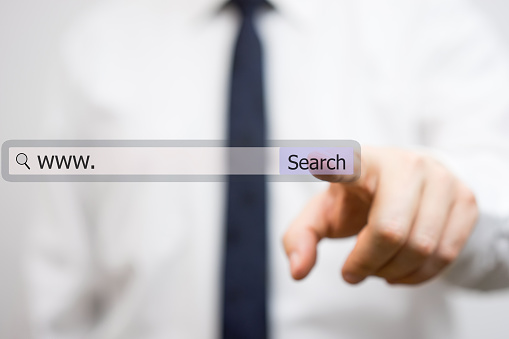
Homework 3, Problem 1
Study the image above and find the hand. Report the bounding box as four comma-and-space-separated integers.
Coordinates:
283, 146, 479, 285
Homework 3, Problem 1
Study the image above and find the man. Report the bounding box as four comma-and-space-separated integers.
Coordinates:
27, 0, 509, 338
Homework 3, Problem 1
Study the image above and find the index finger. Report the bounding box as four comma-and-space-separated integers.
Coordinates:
310, 148, 362, 184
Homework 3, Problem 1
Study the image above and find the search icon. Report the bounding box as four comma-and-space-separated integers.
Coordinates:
16, 153, 30, 170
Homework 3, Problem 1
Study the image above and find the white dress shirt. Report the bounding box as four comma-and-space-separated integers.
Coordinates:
27, 0, 509, 338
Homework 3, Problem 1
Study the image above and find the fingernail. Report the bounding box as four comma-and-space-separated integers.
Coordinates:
343, 273, 365, 284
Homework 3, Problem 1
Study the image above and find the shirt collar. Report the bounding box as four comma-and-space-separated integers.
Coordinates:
160, 0, 318, 26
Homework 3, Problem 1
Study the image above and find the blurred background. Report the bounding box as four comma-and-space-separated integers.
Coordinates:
1, 0, 509, 338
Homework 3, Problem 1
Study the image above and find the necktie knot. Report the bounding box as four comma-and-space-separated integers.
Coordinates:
230, 0, 267, 15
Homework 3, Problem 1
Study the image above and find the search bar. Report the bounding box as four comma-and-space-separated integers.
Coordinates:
2, 140, 360, 182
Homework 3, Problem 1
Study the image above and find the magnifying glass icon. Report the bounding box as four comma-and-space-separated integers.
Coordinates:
16, 153, 30, 170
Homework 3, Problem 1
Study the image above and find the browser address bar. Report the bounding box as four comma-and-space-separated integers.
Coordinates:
2, 140, 360, 182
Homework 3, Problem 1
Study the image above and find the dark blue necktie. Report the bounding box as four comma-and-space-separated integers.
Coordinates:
222, 0, 267, 338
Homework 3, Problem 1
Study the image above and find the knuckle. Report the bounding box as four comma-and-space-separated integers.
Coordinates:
436, 247, 460, 266
406, 153, 426, 171
462, 187, 478, 207
407, 236, 436, 258
457, 186, 479, 219
373, 221, 407, 247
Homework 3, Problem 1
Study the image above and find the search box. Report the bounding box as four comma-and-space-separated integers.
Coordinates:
2, 140, 360, 182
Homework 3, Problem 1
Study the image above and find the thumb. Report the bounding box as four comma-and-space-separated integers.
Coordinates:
283, 192, 331, 280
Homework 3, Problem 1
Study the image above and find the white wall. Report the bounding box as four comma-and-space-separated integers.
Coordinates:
0, 0, 508, 338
